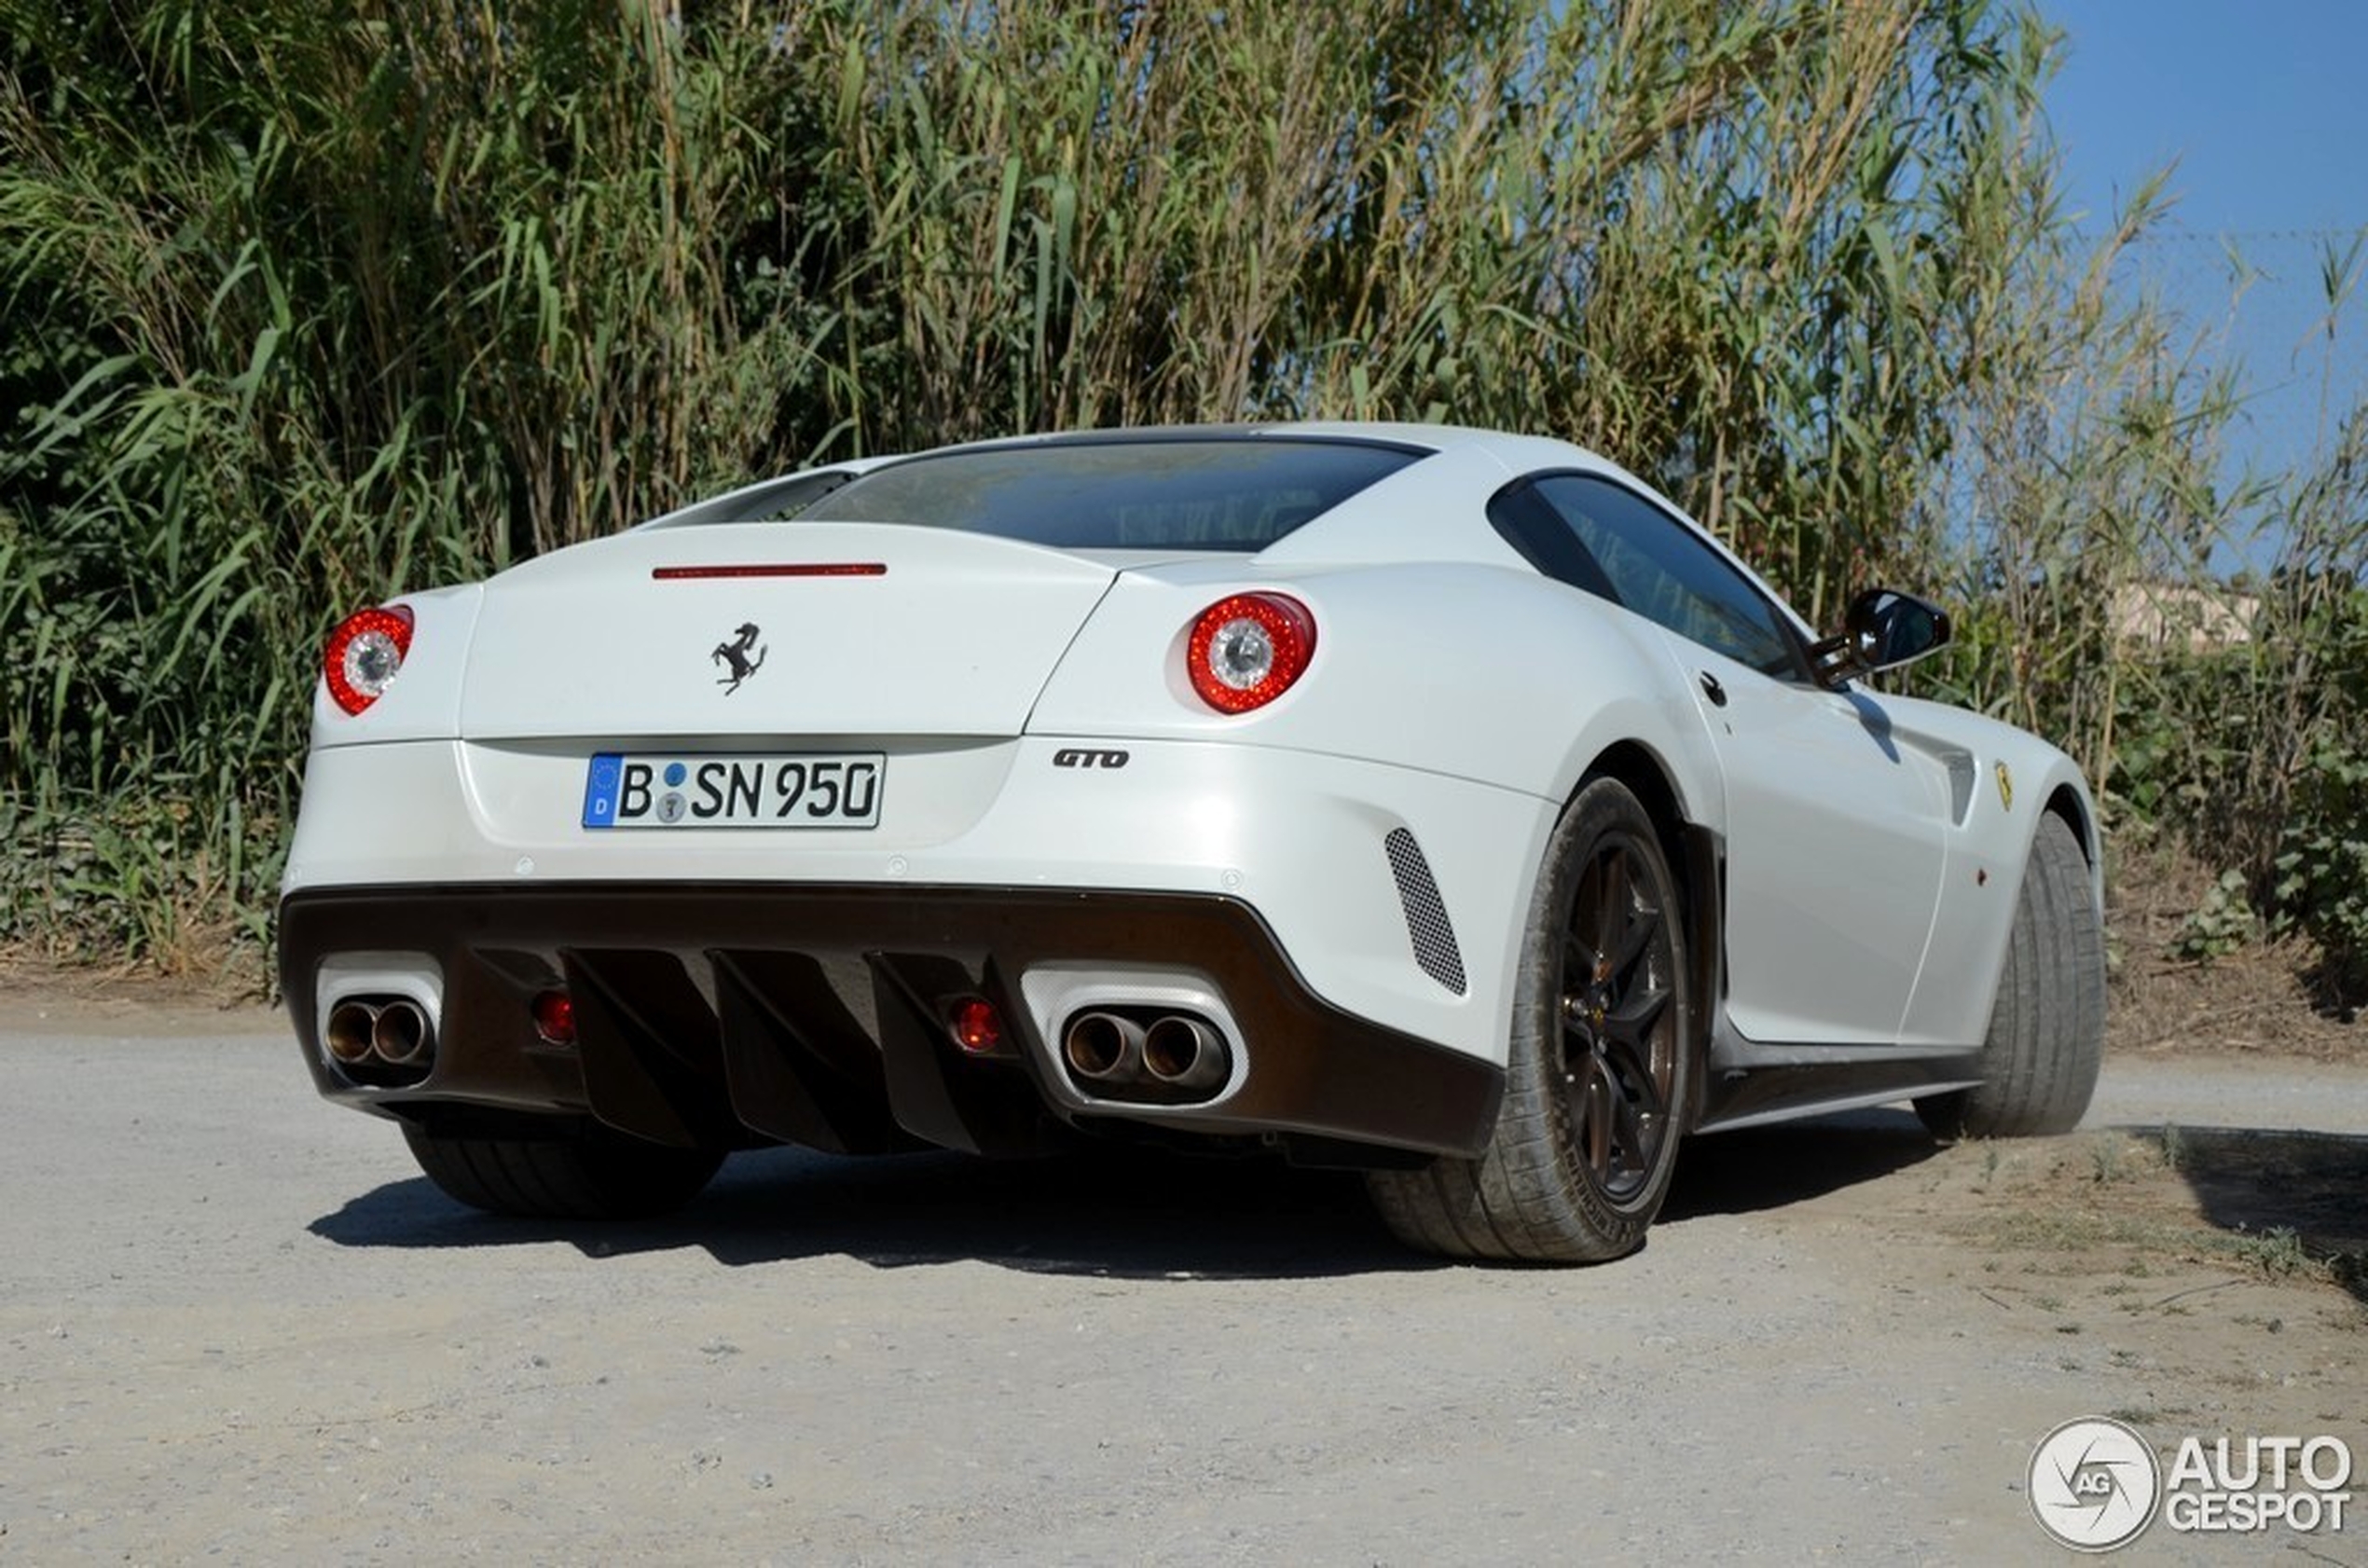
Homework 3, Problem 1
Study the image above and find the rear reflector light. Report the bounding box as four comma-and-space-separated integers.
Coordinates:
651, 563, 888, 580
531, 990, 577, 1046
323, 605, 415, 715
1185, 592, 1316, 713
948, 997, 1003, 1055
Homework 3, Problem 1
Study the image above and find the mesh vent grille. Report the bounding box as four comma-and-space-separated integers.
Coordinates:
1384, 828, 1467, 996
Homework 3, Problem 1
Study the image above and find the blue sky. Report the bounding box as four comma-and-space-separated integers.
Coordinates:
2044, 0, 2366, 234
2040, 0, 2368, 484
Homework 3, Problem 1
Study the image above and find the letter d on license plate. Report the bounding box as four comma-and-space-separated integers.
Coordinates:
582, 752, 885, 829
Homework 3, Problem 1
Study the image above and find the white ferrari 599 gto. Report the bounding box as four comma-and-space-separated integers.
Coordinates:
280, 425, 2103, 1261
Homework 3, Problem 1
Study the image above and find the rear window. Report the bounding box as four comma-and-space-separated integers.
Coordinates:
790, 436, 1419, 550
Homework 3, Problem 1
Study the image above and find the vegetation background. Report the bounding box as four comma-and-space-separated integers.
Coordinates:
1, 0, 2361, 1023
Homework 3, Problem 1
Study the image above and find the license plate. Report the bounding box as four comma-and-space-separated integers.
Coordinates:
581, 752, 885, 829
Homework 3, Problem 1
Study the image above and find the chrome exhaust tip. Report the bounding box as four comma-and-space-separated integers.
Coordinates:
1062, 1011, 1146, 1084
1142, 1014, 1229, 1092
324, 1001, 379, 1065
371, 998, 433, 1065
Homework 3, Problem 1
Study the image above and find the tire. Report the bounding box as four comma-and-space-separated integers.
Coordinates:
402, 1121, 725, 1220
1368, 777, 1695, 1262
1915, 812, 2104, 1139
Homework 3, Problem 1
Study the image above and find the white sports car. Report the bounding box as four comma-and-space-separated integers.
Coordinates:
280, 424, 2104, 1262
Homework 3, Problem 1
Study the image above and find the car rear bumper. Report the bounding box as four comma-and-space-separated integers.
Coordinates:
279, 883, 1505, 1161
282, 735, 1555, 1071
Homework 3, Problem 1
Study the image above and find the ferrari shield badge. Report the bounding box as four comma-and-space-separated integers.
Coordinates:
1995, 761, 2014, 811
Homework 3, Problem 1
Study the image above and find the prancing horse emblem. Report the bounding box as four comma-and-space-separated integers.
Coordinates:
712, 622, 766, 695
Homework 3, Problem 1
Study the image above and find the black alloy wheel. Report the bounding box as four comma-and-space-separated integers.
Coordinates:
1558, 828, 1680, 1205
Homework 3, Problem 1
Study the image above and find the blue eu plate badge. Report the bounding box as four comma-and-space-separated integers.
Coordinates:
582, 753, 625, 828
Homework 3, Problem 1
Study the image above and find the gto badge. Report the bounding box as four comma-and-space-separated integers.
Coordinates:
712, 622, 767, 695
1053, 748, 1130, 769
1995, 761, 2014, 811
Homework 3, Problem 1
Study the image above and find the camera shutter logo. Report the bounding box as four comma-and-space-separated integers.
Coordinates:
2031, 1417, 2161, 1552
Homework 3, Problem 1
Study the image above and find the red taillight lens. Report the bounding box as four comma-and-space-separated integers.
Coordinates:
948, 997, 1003, 1055
531, 990, 577, 1046
1185, 592, 1316, 713
323, 605, 415, 716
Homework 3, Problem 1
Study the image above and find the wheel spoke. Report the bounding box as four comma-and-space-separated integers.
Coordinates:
1603, 983, 1670, 1052
1605, 888, 1659, 982
1596, 851, 1631, 942
1568, 856, 1611, 971
1605, 1074, 1648, 1177
1579, 1055, 1616, 1172
1563, 928, 1596, 984
1573, 1051, 1648, 1187
1598, 1025, 1668, 1125
1589, 853, 1632, 977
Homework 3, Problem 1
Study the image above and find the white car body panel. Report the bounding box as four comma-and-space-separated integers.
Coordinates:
1669, 634, 1953, 1046
1891, 703, 2102, 1048
455, 524, 1120, 741
1025, 557, 1712, 803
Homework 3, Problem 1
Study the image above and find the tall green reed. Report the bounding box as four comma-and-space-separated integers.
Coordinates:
0, 0, 2354, 989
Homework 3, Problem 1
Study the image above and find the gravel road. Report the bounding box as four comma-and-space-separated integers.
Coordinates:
2, 1005, 2361, 1565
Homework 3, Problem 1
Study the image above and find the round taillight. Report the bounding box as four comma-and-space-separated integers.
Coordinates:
324, 604, 415, 715
531, 990, 577, 1047
948, 997, 1003, 1055
1185, 592, 1316, 713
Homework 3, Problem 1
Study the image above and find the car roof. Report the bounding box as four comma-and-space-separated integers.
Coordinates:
640, 422, 1654, 543
942, 420, 1625, 471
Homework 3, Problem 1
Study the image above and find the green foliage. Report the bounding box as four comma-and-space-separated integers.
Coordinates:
0, 0, 2361, 999
0, 0, 834, 968
2229, 1225, 2312, 1280
2106, 582, 2368, 1001
2175, 870, 2256, 965
2275, 744, 2368, 997
2269, 592, 2368, 1000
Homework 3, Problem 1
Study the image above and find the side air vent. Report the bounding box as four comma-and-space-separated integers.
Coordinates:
1384, 828, 1467, 996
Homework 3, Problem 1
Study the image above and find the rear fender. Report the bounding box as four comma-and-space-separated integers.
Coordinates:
1028, 560, 1714, 811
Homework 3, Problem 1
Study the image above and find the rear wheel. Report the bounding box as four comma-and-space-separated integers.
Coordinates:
1915, 812, 2103, 1139
403, 1121, 724, 1220
1368, 777, 1694, 1262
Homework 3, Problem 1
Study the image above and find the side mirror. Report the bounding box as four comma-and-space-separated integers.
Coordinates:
1811, 589, 1951, 687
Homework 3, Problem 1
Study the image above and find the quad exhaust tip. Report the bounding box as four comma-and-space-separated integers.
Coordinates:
323, 995, 437, 1080
324, 1001, 377, 1064
1063, 1011, 1145, 1082
373, 999, 431, 1064
1142, 1015, 1227, 1091
1059, 1009, 1232, 1103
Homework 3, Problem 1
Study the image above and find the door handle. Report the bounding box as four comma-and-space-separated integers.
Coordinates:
1699, 671, 1728, 708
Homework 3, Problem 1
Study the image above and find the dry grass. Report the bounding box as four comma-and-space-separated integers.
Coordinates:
2106, 834, 2363, 1062
1944, 1129, 2368, 1311
0, 0, 2361, 994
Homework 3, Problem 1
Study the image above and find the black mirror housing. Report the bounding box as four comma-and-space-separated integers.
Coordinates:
1811, 589, 1951, 686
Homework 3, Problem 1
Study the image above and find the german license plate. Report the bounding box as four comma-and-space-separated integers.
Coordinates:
581, 752, 885, 829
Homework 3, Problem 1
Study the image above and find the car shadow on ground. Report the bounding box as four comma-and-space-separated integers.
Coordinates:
2125, 1123, 2368, 1305
312, 1143, 1415, 1280
1662, 1107, 1942, 1223
309, 1109, 1947, 1280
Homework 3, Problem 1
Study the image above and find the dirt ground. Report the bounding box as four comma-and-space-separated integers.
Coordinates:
0, 979, 2361, 1565
2102, 839, 2365, 1061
